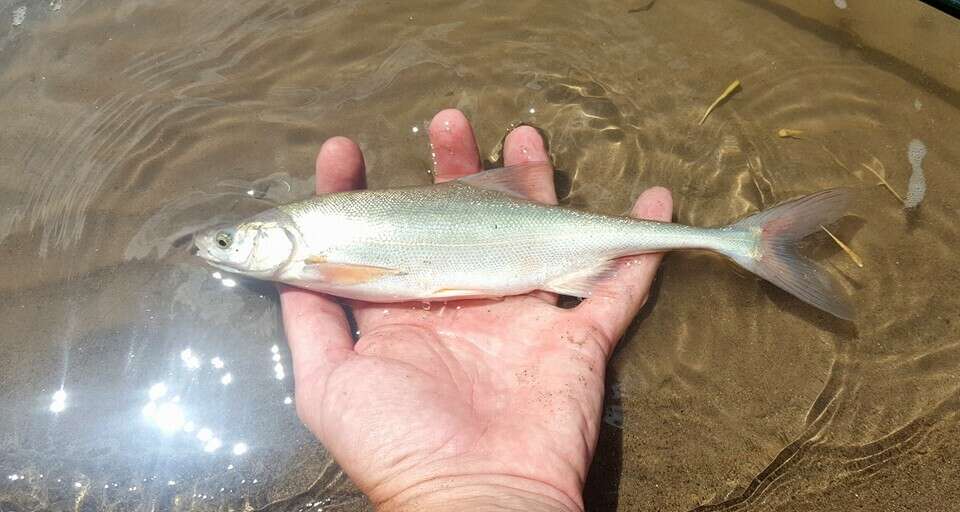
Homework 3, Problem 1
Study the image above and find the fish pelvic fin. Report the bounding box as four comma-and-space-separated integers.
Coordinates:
727, 188, 855, 320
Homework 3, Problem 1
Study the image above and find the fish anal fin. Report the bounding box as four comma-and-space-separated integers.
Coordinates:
429, 288, 505, 300
456, 162, 553, 200
543, 261, 618, 298
304, 260, 404, 285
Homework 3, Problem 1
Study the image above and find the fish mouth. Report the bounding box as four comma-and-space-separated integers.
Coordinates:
195, 247, 245, 275
205, 260, 245, 274
193, 235, 242, 274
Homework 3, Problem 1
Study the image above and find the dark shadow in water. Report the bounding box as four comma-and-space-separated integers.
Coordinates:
238, 276, 282, 301
554, 166, 573, 202
762, 282, 859, 339
485, 122, 573, 201
583, 264, 664, 510
343, 300, 360, 342
627, 0, 657, 14
904, 207, 923, 232
665, 248, 858, 337
921, 0, 960, 18
171, 232, 195, 251
689, 355, 851, 511
741, 0, 960, 110
253, 279, 361, 342
583, 365, 625, 511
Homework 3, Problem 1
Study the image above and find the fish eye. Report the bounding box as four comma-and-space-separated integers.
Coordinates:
215, 231, 233, 249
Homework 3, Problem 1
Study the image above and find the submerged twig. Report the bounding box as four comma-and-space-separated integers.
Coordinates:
820, 144, 850, 172
860, 162, 905, 204
820, 225, 864, 268
698, 80, 741, 125
821, 144, 905, 205
777, 128, 804, 139
627, 0, 656, 12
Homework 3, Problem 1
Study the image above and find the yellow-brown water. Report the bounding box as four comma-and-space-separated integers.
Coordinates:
1, 0, 958, 510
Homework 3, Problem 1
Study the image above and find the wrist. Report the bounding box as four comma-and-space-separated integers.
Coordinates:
375, 474, 583, 512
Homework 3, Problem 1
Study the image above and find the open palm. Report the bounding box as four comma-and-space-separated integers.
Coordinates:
279, 109, 672, 511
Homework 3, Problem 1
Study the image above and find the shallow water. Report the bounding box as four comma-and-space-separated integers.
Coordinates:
1, 0, 958, 510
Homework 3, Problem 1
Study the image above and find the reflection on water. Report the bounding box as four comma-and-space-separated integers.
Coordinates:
1, 0, 959, 510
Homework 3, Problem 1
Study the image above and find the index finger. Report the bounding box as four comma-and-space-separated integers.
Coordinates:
313, 136, 365, 194
503, 125, 556, 204
429, 109, 483, 182
279, 137, 365, 404
503, 125, 558, 304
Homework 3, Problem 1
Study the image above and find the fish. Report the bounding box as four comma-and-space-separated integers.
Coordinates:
194, 163, 854, 319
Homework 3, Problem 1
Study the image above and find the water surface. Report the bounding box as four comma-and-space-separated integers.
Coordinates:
1, 0, 958, 510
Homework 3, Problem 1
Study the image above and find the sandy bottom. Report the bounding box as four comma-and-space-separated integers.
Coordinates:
1, 0, 958, 510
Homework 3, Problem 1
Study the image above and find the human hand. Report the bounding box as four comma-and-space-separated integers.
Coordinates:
279, 109, 673, 511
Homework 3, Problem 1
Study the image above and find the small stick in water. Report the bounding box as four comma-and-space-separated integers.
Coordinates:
777, 128, 804, 139
860, 162, 905, 204
698, 80, 741, 125
821, 145, 904, 205
820, 225, 863, 268
820, 144, 850, 172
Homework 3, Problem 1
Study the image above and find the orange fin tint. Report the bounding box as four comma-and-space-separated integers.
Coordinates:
305, 260, 404, 285
431, 288, 503, 299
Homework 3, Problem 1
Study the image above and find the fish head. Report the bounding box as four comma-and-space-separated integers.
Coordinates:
194, 221, 295, 279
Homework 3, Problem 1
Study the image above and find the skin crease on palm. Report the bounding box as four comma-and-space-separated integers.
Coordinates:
278, 109, 673, 512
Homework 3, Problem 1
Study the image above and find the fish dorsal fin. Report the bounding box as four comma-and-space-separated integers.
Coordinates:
455, 162, 553, 200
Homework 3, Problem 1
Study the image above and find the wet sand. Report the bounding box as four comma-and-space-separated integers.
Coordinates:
1, 0, 958, 510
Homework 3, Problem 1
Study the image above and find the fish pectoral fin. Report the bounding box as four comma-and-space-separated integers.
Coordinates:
303, 259, 405, 285
456, 162, 554, 201
543, 261, 618, 298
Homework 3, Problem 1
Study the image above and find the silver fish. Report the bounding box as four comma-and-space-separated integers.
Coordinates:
195, 163, 854, 319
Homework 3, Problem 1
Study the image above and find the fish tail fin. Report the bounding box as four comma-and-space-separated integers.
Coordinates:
726, 188, 855, 320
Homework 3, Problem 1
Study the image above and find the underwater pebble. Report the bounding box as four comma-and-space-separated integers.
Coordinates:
12, 5, 26, 26
904, 139, 927, 208
833, 0, 847, 9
